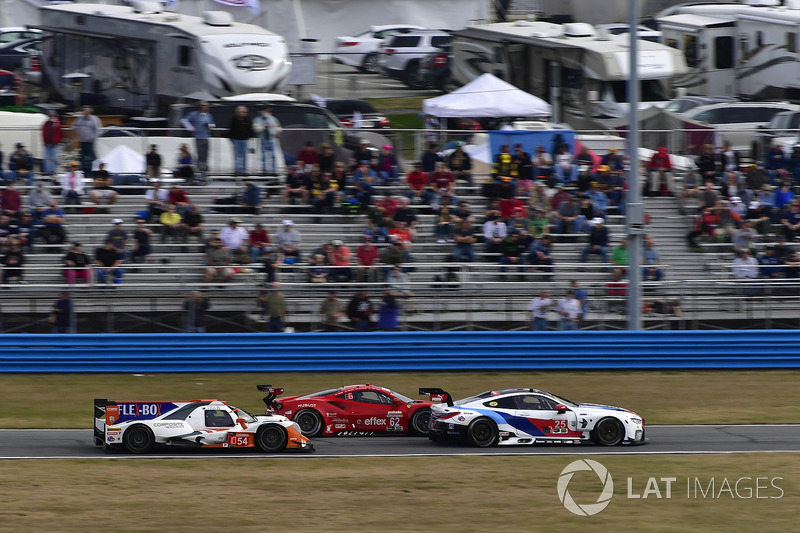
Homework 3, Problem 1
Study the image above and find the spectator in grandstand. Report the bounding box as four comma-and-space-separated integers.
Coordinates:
722, 171, 744, 202
158, 205, 182, 245
765, 142, 788, 185
392, 198, 419, 241
505, 206, 528, 235
204, 237, 235, 283
601, 147, 624, 174
352, 164, 376, 209
780, 200, 800, 240
1, 180, 21, 219
261, 247, 280, 284
39, 201, 67, 250
1, 239, 25, 284
553, 144, 577, 184
282, 165, 310, 205
8, 143, 35, 186
784, 251, 800, 279
756, 184, 779, 223
319, 290, 345, 332
452, 201, 474, 225
606, 269, 628, 313
51, 292, 74, 334
175, 144, 196, 184
59, 161, 85, 208
647, 147, 675, 196
220, 217, 249, 263
275, 219, 302, 261
451, 219, 477, 263
386, 264, 413, 299
679, 167, 702, 215
296, 140, 319, 173
528, 289, 553, 331
557, 290, 581, 330
28, 182, 52, 220
447, 142, 472, 185
554, 194, 580, 234
405, 162, 432, 205
377, 288, 401, 331
356, 234, 379, 282
483, 214, 507, 254
131, 218, 152, 264
317, 143, 337, 175
145, 180, 169, 223
512, 144, 533, 192
758, 246, 782, 280
329, 239, 353, 283
745, 199, 772, 235
697, 180, 721, 213
528, 235, 554, 278
376, 193, 400, 229
376, 144, 400, 185
240, 180, 262, 215
570, 280, 589, 322
532, 145, 554, 181
145, 144, 161, 180
430, 162, 458, 210
742, 164, 766, 193
576, 196, 595, 234
526, 208, 550, 239
499, 231, 526, 278
253, 105, 281, 175
95, 240, 124, 284
308, 253, 330, 283
719, 141, 739, 174
227, 106, 253, 176
347, 290, 374, 332
687, 207, 720, 251
527, 181, 549, 214
181, 204, 203, 249
183, 291, 210, 333
106, 219, 128, 259
696, 144, 718, 184
248, 223, 270, 264
12, 212, 35, 252
643, 236, 664, 282
380, 239, 412, 275
89, 162, 118, 208
42, 111, 63, 177
265, 282, 288, 332
581, 217, 609, 265
732, 250, 759, 294
63, 242, 91, 284
167, 181, 190, 214
774, 238, 793, 264
611, 238, 629, 277
0, 215, 13, 253
421, 142, 441, 174
775, 182, 795, 212
435, 205, 455, 243
586, 181, 609, 220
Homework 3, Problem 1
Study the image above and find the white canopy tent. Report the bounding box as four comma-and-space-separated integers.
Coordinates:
94, 144, 146, 174
422, 73, 552, 118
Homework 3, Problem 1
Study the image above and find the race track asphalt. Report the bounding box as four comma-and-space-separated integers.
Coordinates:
1, 425, 799, 459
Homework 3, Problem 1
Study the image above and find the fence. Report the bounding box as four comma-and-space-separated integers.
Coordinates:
1, 330, 799, 373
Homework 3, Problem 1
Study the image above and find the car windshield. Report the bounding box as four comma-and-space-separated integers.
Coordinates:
610, 79, 667, 103
229, 405, 257, 423
546, 393, 578, 407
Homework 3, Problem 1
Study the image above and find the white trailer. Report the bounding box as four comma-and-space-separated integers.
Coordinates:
449, 20, 687, 128
38, 1, 291, 115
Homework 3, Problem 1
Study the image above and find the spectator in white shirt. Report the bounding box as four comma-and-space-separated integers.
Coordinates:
220, 217, 249, 262
557, 290, 581, 330
528, 290, 553, 331
482, 215, 508, 254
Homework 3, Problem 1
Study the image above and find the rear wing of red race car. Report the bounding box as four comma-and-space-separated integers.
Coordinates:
419, 388, 454, 407
257, 385, 285, 409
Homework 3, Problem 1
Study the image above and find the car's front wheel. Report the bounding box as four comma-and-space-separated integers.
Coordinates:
294, 409, 324, 437
123, 424, 154, 454
591, 418, 625, 446
256, 424, 288, 453
404, 61, 423, 89
410, 408, 431, 436
361, 53, 379, 74
467, 417, 498, 447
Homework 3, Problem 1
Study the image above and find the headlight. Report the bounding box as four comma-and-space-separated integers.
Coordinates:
292, 422, 302, 433
630, 417, 642, 425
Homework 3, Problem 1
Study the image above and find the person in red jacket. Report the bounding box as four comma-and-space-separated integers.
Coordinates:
41, 111, 64, 176
647, 146, 675, 197
296, 141, 320, 172
1, 180, 22, 219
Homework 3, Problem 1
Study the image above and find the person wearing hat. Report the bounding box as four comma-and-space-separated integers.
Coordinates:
587, 180, 609, 219
275, 220, 302, 261
59, 161, 85, 208
181, 101, 215, 179
106, 218, 128, 259
581, 217, 609, 264
220, 217, 249, 262
252, 104, 281, 175
447, 142, 473, 186
600, 147, 624, 174
647, 146, 675, 196
8, 143, 35, 186
377, 144, 399, 186
329, 239, 353, 282
746, 199, 772, 235
41, 110, 63, 176
74, 106, 102, 176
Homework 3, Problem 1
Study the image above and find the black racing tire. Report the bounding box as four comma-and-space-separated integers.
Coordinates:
294, 409, 324, 437
467, 417, 498, 448
361, 53, 380, 74
256, 424, 288, 453
410, 408, 432, 436
404, 61, 423, 89
591, 417, 625, 446
123, 424, 155, 454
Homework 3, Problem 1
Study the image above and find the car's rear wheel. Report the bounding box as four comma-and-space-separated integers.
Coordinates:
467, 417, 498, 447
123, 425, 154, 454
410, 408, 432, 436
591, 417, 625, 446
294, 409, 324, 437
361, 53, 379, 74
404, 61, 423, 89
256, 424, 288, 453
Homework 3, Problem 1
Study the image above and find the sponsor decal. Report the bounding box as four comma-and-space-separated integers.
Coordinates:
153, 422, 184, 429
337, 431, 374, 436
499, 431, 510, 437
284, 410, 293, 416
363, 417, 387, 425
297, 404, 316, 408
106, 436, 116, 442
334, 424, 347, 429
326, 425, 331, 433
326, 413, 338, 417
489, 401, 498, 406
387, 411, 403, 417
386, 426, 403, 432
456, 416, 466, 422
330, 418, 348, 423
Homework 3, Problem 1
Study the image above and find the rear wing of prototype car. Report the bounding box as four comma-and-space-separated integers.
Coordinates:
419, 388, 454, 407
257, 385, 285, 409
94, 398, 112, 445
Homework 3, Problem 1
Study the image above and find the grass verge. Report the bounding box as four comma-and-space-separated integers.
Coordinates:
0, 454, 795, 532
2, 371, 799, 428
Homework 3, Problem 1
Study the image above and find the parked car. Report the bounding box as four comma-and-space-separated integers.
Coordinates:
0, 27, 41, 44
419, 46, 457, 93
0, 36, 43, 84
682, 101, 800, 152
422, 387, 645, 447
321, 98, 391, 129
752, 110, 800, 163
378, 29, 452, 89
267, 383, 434, 437
333, 24, 424, 73
664, 95, 739, 114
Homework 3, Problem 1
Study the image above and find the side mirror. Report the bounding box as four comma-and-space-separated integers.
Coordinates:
554, 404, 568, 414
236, 417, 248, 429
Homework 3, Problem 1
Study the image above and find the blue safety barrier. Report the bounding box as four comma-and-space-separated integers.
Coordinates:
1, 330, 799, 372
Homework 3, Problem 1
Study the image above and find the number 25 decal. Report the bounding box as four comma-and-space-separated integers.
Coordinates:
553, 419, 568, 430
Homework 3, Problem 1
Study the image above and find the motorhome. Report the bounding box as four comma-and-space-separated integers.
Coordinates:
38, 1, 291, 115
656, 0, 800, 100
449, 21, 688, 128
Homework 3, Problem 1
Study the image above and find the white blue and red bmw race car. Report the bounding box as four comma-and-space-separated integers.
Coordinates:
94, 387, 312, 454
421, 387, 645, 447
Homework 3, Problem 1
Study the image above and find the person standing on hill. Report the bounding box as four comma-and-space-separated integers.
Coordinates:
73, 106, 101, 176
253, 105, 281, 175
181, 101, 215, 179
228, 105, 253, 176
41, 111, 63, 176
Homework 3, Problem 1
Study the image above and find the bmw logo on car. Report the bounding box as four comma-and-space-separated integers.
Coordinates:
233, 55, 271, 71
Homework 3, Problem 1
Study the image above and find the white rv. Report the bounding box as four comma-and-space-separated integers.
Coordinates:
449, 21, 688, 128
657, 0, 800, 100
38, 1, 291, 115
